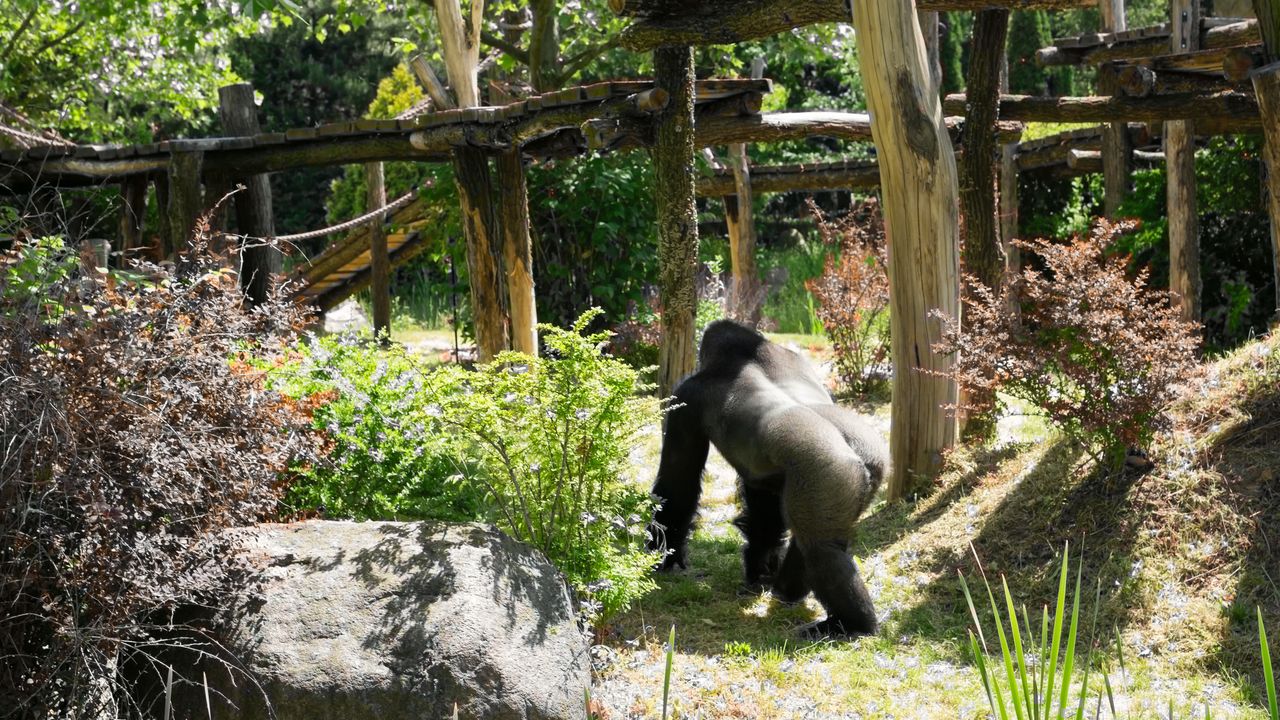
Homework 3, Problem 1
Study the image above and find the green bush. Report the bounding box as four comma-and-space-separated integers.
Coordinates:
273, 310, 662, 620
430, 310, 662, 618
269, 334, 486, 522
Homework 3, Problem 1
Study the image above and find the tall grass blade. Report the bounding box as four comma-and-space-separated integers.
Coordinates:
960, 571, 990, 652
1038, 604, 1050, 717
1074, 577, 1104, 720
1002, 576, 1035, 720
986, 574, 1027, 720
1057, 556, 1084, 719
1101, 659, 1118, 718
662, 624, 676, 720
973, 630, 1012, 720
164, 664, 174, 720
1043, 542, 1071, 720
1260, 608, 1277, 720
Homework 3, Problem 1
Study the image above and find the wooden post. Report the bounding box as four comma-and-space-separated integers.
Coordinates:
117, 175, 147, 266
958, 7, 1010, 442
998, 56, 1020, 291
1100, 0, 1132, 217
218, 83, 279, 304
153, 174, 171, 262
1250, 0, 1280, 317
919, 10, 943, 91
726, 57, 765, 325
498, 149, 538, 355
366, 161, 392, 343
850, 0, 960, 498
166, 150, 204, 267
654, 45, 700, 398
1167, 0, 1201, 322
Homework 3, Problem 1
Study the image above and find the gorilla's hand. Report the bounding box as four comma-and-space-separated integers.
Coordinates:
658, 543, 688, 571
646, 523, 688, 571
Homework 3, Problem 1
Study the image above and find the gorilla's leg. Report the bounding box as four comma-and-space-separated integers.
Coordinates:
770, 539, 809, 603
648, 390, 711, 570
795, 537, 877, 636
733, 479, 787, 589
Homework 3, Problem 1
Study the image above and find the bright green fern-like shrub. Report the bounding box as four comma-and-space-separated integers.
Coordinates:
272, 309, 662, 619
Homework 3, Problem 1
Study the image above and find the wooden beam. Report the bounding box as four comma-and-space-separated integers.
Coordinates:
696, 160, 881, 195
616, 0, 1093, 51
694, 111, 1022, 147
654, 45, 699, 399
1116, 64, 1245, 96
1066, 147, 1164, 170
942, 91, 1261, 126
1036, 18, 1259, 67
366, 162, 392, 342
852, 0, 959, 498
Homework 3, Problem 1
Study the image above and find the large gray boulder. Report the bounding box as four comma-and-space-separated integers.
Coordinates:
190, 521, 589, 720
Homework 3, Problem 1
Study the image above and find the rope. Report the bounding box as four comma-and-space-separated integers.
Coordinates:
270, 190, 418, 244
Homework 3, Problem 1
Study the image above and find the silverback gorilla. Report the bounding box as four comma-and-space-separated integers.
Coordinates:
648, 320, 888, 638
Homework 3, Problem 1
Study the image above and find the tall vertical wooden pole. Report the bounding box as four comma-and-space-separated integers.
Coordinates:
498, 149, 538, 354
166, 149, 204, 270
919, 11, 942, 90
218, 83, 280, 304
1100, 0, 1132, 217
117, 175, 147, 266
654, 45, 700, 398
1250, 0, 1280, 318
998, 56, 1020, 288
366, 162, 392, 343
958, 8, 1011, 442
1167, 0, 1201, 322
726, 57, 764, 325
850, 0, 960, 499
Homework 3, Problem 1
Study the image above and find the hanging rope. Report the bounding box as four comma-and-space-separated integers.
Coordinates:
267, 190, 419, 244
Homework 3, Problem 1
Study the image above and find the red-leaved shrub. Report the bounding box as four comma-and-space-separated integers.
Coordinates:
934, 218, 1201, 468
804, 198, 891, 397
0, 235, 313, 717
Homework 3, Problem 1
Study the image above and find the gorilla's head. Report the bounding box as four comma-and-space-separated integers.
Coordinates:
698, 320, 765, 369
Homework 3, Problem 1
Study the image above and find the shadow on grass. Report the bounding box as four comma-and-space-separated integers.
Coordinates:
886, 439, 1149, 657
603, 534, 824, 657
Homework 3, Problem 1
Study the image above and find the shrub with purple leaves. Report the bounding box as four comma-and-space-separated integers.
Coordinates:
0, 236, 313, 718
934, 218, 1201, 469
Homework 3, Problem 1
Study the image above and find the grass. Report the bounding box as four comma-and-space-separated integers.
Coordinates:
590, 331, 1280, 719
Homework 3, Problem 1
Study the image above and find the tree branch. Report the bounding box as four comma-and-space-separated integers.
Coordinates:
28, 18, 87, 59
0, 5, 38, 67
557, 38, 622, 83
480, 30, 528, 64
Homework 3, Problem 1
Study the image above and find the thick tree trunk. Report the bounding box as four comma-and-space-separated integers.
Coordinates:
498, 149, 538, 354
454, 147, 510, 362
366, 161, 392, 343
1167, 0, 1201, 322
218, 83, 279, 304
653, 46, 700, 398
851, 0, 960, 498
958, 8, 1010, 442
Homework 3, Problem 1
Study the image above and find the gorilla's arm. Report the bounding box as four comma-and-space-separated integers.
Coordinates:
648, 385, 710, 570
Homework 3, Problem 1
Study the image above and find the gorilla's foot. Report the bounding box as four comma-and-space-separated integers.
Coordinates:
797, 617, 875, 640
737, 580, 770, 597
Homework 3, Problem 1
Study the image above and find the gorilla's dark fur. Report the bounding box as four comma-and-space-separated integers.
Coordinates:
649, 320, 888, 637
